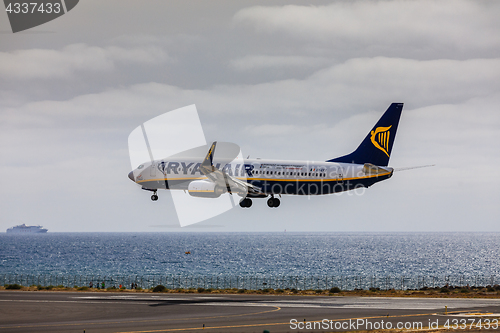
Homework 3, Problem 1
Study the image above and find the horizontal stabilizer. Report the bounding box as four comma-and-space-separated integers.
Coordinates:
363, 163, 391, 176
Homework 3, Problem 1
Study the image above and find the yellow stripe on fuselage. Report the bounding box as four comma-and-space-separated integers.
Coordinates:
136, 172, 391, 184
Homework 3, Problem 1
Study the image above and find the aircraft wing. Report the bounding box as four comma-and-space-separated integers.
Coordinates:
199, 142, 263, 196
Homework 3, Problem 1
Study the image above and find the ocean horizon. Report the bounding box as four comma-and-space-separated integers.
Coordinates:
1, 232, 499, 279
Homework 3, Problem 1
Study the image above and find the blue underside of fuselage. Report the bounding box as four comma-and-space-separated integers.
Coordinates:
138, 174, 391, 196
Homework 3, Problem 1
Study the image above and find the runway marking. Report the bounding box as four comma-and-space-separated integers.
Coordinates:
73, 296, 228, 301
450, 312, 500, 317
115, 309, 481, 333
0, 305, 281, 330
0, 299, 152, 305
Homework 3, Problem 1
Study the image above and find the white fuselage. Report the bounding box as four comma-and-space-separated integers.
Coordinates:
130, 158, 393, 196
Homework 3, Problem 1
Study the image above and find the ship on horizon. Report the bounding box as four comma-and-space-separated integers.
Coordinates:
6, 224, 48, 234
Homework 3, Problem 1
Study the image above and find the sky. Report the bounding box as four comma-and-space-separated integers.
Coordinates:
0, 0, 499, 232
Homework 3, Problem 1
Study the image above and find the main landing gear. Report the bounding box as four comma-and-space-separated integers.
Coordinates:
239, 198, 252, 208
267, 196, 280, 208
239, 196, 280, 208
151, 191, 158, 201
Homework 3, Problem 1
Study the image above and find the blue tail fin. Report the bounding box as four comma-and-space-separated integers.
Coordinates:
328, 103, 403, 166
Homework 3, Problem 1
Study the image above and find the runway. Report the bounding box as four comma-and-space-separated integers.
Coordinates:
1, 291, 500, 332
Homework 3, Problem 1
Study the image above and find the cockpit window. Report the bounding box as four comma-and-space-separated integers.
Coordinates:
138, 164, 144, 169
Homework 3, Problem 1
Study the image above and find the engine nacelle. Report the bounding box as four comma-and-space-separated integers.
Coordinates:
188, 180, 225, 198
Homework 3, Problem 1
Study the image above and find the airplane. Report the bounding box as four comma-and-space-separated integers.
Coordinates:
128, 103, 404, 208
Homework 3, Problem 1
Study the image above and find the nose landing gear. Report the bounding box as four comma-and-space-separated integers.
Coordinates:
151, 191, 158, 201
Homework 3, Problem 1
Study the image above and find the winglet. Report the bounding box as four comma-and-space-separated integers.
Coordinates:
199, 141, 263, 195
200, 141, 217, 176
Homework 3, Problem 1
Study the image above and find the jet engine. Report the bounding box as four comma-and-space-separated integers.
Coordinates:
188, 180, 225, 198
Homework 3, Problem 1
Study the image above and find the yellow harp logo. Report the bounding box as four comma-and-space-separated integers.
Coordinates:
370, 125, 392, 157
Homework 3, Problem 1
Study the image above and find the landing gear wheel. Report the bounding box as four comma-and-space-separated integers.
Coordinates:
267, 197, 280, 208
239, 198, 252, 208
151, 193, 158, 201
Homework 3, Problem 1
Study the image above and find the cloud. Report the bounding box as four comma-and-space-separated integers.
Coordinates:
3, 56, 500, 132
230, 55, 329, 71
0, 43, 169, 80
244, 124, 299, 136
2, 56, 499, 169
234, 0, 500, 52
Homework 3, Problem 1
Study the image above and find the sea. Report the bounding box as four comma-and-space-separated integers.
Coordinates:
1, 232, 499, 278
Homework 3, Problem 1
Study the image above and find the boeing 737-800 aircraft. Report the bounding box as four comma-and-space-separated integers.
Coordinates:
128, 103, 403, 208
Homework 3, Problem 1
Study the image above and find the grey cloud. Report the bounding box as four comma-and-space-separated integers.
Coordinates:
4, 56, 499, 130
243, 124, 299, 137
2, 56, 499, 172
0, 43, 169, 80
234, 0, 500, 52
230, 55, 330, 71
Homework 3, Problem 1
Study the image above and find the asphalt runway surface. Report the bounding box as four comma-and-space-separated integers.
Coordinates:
1, 291, 500, 333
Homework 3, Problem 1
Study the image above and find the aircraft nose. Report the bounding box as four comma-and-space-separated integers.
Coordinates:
128, 171, 135, 181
